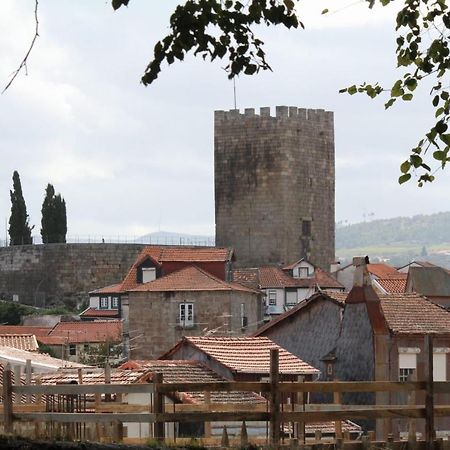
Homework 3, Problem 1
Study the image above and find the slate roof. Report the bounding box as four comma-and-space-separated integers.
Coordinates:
0, 334, 39, 352
130, 265, 258, 293
253, 292, 344, 336
163, 336, 319, 375
406, 266, 450, 296
42, 320, 122, 344
119, 359, 265, 404
380, 293, 450, 334
233, 266, 344, 290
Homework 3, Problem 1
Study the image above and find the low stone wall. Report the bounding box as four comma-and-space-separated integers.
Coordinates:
0, 244, 146, 309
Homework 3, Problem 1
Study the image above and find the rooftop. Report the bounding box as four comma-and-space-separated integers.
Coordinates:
367, 263, 401, 279
0, 334, 39, 352
44, 320, 122, 344
163, 336, 319, 375
79, 307, 119, 318
130, 265, 259, 293
0, 326, 51, 337
374, 276, 407, 294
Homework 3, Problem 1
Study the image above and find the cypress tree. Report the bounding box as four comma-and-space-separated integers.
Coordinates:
41, 184, 67, 243
8, 171, 33, 245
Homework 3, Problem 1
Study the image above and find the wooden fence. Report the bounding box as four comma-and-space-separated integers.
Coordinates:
0, 340, 447, 448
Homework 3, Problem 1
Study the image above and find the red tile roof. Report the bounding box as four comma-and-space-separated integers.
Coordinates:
0, 334, 39, 352
94, 246, 234, 294
0, 326, 51, 337
90, 284, 123, 294
79, 308, 119, 318
367, 263, 400, 278
130, 265, 259, 293
119, 359, 265, 404
374, 277, 407, 294
233, 266, 344, 290
163, 336, 319, 375
44, 320, 122, 344
380, 293, 450, 334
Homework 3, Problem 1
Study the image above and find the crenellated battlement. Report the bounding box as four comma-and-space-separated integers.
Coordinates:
214, 105, 333, 121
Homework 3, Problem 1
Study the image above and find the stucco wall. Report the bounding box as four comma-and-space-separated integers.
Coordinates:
0, 244, 145, 308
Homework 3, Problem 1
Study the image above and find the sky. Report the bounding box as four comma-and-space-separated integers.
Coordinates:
0, 0, 448, 242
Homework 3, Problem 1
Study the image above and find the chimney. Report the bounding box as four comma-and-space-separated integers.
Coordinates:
352, 256, 371, 288
330, 260, 341, 274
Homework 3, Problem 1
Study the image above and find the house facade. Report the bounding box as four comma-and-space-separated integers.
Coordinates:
126, 266, 263, 360
82, 246, 235, 320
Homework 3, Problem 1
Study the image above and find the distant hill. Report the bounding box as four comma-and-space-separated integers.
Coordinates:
137, 231, 215, 246
336, 211, 450, 268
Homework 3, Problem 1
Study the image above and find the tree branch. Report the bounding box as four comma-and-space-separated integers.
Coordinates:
2, 0, 40, 94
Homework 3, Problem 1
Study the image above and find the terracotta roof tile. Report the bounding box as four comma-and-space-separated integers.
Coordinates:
130, 265, 259, 293
374, 277, 407, 294
79, 308, 119, 318
0, 334, 39, 351
46, 320, 122, 344
0, 326, 51, 337
35, 369, 150, 385
233, 267, 344, 290
119, 359, 264, 404
380, 293, 450, 334
98, 246, 234, 294
90, 284, 123, 294
367, 263, 400, 278
169, 337, 319, 375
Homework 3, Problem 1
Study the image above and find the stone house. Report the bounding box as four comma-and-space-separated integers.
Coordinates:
160, 336, 319, 382
255, 257, 450, 437
81, 246, 235, 320
37, 320, 123, 364
126, 266, 263, 360
233, 263, 343, 318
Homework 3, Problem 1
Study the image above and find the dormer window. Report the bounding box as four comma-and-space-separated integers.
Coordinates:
99, 296, 109, 309
142, 267, 156, 283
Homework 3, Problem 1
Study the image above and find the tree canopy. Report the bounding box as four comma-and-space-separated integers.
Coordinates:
41, 183, 67, 244
8, 171, 33, 246
112, 0, 450, 186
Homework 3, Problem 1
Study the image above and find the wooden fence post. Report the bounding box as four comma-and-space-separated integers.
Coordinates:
204, 391, 211, 438
153, 372, 165, 442
425, 334, 434, 450
334, 388, 342, 440
270, 348, 280, 447
3, 363, 13, 433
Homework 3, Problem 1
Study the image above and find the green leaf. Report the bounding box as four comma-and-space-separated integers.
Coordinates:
112, 0, 129, 10
347, 85, 357, 95
391, 80, 403, 97
400, 161, 411, 173
399, 173, 412, 184
436, 121, 448, 134
402, 93, 413, 101
321, 8, 329, 15
433, 150, 446, 161
385, 98, 396, 109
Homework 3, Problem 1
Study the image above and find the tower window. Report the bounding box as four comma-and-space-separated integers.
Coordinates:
302, 220, 311, 236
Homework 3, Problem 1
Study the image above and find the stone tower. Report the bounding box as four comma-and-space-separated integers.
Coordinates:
214, 106, 335, 269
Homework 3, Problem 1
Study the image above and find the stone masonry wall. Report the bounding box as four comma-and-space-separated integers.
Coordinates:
214, 106, 335, 269
0, 244, 145, 308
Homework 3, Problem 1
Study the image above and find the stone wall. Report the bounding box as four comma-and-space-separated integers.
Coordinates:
0, 244, 145, 308
214, 106, 335, 269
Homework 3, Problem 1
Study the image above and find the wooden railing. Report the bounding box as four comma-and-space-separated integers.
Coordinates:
0, 338, 446, 447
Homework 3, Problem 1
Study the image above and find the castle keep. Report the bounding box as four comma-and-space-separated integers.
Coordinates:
214, 106, 335, 269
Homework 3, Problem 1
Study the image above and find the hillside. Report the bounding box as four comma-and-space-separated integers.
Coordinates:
336, 211, 450, 267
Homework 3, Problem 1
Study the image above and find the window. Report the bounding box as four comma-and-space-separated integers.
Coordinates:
302, 220, 311, 237
99, 296, 109, 309
111, 296, 119, 309
399, 352, 417, 381
84, 344, 89, 352
433, 352, 447, 381
299, 267, 309, 278
69, 344, 77, 356
241, 303, 248, 328
268, 290, 277, 306
179, 303, 194, 327
142, 267, 156, 283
